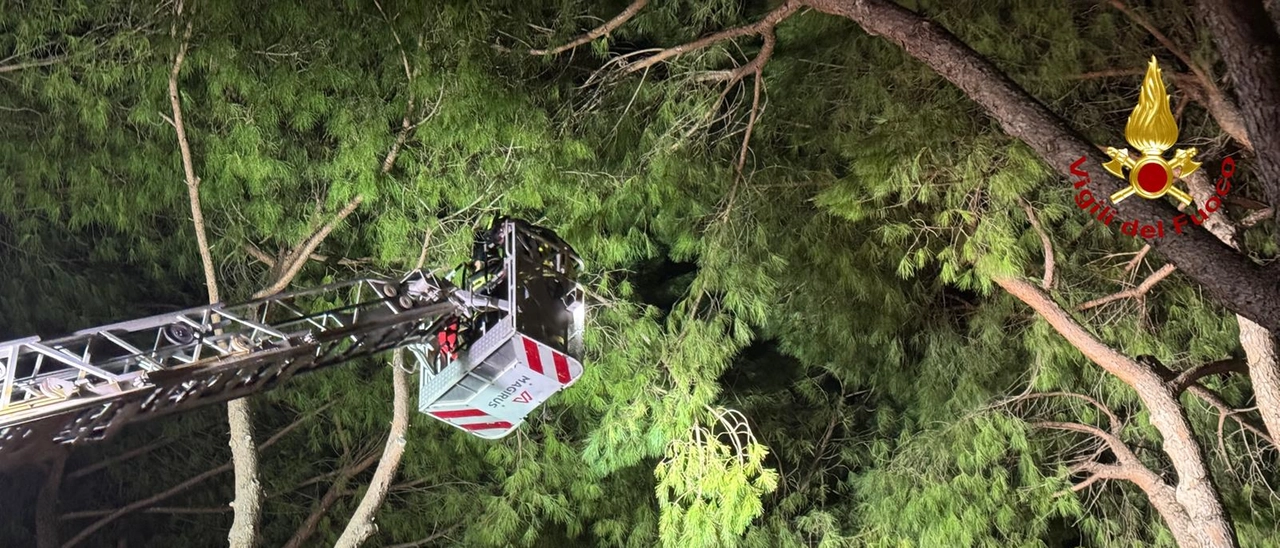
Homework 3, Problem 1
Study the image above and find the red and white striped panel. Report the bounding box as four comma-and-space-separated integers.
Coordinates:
427, 408, 519, 439
518, 336, 583, 388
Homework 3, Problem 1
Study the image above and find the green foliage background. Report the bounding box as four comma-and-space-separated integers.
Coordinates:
1, 0, 1276, 546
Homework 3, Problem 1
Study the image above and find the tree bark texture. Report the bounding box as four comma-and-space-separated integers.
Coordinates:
996, 276, 1236, 548
1199, 0, 1280, 231
802, 0, 1280, 334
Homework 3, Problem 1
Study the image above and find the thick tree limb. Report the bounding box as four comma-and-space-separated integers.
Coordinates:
995, 275, 1236, 547
1078, 264, 1177, 311
1018, 199, 1055, 290
804, 0, 1280, 334
1183, 149, 1280, 447
166, 10, 263, 548
334, 352, 412, 548
1200, 0, 1280, 231
60, 403, 330, 548
530, 0, 650, 55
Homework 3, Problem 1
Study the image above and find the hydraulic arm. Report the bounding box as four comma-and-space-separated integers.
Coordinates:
0, 218, 585, 468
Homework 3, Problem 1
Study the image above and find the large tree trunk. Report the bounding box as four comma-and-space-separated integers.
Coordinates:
1197, 0, 1280, 444
226, 399, 262, 548
1199, 0, 1280, 230
801, 0, 1280, 334
997, 277, 1236, 547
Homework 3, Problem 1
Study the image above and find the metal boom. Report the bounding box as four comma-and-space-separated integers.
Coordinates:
0, 218, 586, 468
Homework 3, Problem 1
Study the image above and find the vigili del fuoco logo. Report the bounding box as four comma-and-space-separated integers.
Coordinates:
1068, 57, 1236, 238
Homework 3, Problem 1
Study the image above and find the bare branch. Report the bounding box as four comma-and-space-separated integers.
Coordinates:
1241, 207, 1274, 228
529, 0, 650, 55
0, 56, 67, 73
1018, 199, 1055, 290
1032, 421, 1136, 462
622, 0, 801, 75
61, 507, 232, 520
1078, 264, 1176, 310
1107, 0, 1256, 150
1107, 0, 1211, 87
1188, 383, 1276, 448
255, 195, 365, 298
385, 524, 462, 548
1006, 391, 1121, 435
242, 243, 277, 268
66, 438, 175, 480
1124, 244, 1151, 275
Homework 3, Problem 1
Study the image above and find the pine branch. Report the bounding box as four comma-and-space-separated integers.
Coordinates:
802, 0, 1280, 335
165, 9, 264, 547
994, 275, 1234, 544
66, 438, 175, 480
1200, 0, 1280, 232
1124, 244, 1151, 275
1078, 264, 1176, 311
37, 449, 69, 548
61, 507, 232, 520
620, 0, 801, 75
1241, 207, 1274, 228
1032, 421, 1134, 462
529, 0, 650, 55
385, 524, 462, 548
1006, 391, 1122, 435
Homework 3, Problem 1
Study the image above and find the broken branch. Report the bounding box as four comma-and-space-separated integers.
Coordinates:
622, 0, 800, 75
1078, 263, 1176, 310
529, 0, 650, 55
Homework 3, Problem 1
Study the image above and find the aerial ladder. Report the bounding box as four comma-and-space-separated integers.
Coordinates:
0, 218, 586, 468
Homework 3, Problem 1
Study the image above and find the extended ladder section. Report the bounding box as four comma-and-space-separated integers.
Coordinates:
0, 219, 585, 468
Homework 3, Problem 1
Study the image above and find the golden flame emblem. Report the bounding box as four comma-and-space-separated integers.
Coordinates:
1103, 57, 1200, 205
